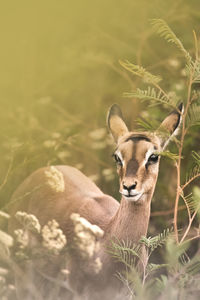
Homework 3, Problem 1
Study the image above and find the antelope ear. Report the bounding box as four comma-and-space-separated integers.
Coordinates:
107, 104, 129, 143
158, 103, 184, 149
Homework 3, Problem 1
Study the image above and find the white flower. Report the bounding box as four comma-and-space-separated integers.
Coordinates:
15, 211, 41, 233
42, 220, 67, 255
14, 229, 29, 249
70, 213, 104, 259
93, 257, 102, 274
45, 166, 65, 193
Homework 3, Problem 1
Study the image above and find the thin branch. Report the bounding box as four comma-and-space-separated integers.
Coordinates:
193, 30, 199, 61
180, 192, 191, 220
180, 206, 200, 243
151, 205, 185, 217
181, 172, 200, 190
184, 234, 200, 243
173, 58, 196, 243
0, 154, 14, 191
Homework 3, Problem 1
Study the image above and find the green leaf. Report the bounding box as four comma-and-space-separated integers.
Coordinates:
147, 263, 168, 274
186, 259, 200, 276
155, 274, 168, 292
124, 87, 179, 110
109, 238, 141, 270
192, 186, 200, 215
187, 59, 200, 83
185, 164, 200, 187
192, 151, 200, 165
137, 117, 158, 131
158, 151, 179, 161
140, 228, 171, 254
119, 60, 162, 85
166, 237, 189, 270
150, 19, 192, 65
186, 104, 200, 128
180, 192, 195, 215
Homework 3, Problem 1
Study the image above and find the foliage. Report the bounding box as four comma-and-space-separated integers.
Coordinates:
119, 61, 162, 84
112, 16, 200, 299
110, 231, 200, 300
150, 19, 192, 65
124, 87, 179, 110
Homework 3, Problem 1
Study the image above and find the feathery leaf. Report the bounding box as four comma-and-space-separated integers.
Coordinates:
119, 60, 162, 85
150, 19, 192, 65
147, 263, 168, 274
158, 150, 179, 161
109, 239, 141, 269
186, 104, 200, 128
192, 151, 200, 165
140, 228, 171, 253
124, 87, 179, 110
137, 117, 159, 131
185, 163, 200, 187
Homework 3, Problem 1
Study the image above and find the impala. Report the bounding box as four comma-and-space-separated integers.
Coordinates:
8, 103, 183, 300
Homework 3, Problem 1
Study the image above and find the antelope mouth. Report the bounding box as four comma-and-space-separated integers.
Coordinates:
120, 191, 143, 202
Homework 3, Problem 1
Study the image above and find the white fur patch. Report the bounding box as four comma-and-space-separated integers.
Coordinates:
143, 147, 155, 166
116, 150, 124, 166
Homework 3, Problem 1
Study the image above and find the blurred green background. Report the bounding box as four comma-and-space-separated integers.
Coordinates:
0, 0, 200, 236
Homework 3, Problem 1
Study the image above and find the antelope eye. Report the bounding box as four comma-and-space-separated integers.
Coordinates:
113, 154, 122, 166
148, 154, 159, 164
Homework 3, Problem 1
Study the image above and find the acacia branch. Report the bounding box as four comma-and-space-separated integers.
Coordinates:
173, 59, 196, 243
151, 205, 185, 217
180, 193, 191, 220
181, 173, 200, 190
0, 154, 14, 191
180, 206, 200, 243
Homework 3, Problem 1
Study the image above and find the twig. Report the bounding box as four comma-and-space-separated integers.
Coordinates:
0, 154, 14, 191
193, 30, 199, 61
181, 173, 200, 190
151, 205, 185, 217
184, 234, 200, 244
180, 206, 200, 243
180, 193, 191, 220
173, 58, 195, 243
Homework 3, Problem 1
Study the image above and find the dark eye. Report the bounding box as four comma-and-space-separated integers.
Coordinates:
113, 154, 122, 166
148, 154, 159, 164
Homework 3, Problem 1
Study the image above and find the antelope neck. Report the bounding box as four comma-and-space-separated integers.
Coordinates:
106, 196, 151, 243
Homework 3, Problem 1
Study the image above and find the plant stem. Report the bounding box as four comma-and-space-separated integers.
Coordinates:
180, 208, 199, 243
173, 68, 193, 243
181, 172, 200, 190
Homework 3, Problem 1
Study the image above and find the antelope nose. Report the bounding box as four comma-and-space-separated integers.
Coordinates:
123, 182, 137, 191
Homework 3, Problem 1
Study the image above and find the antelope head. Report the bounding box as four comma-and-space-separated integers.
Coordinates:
107, 104, 183, 203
